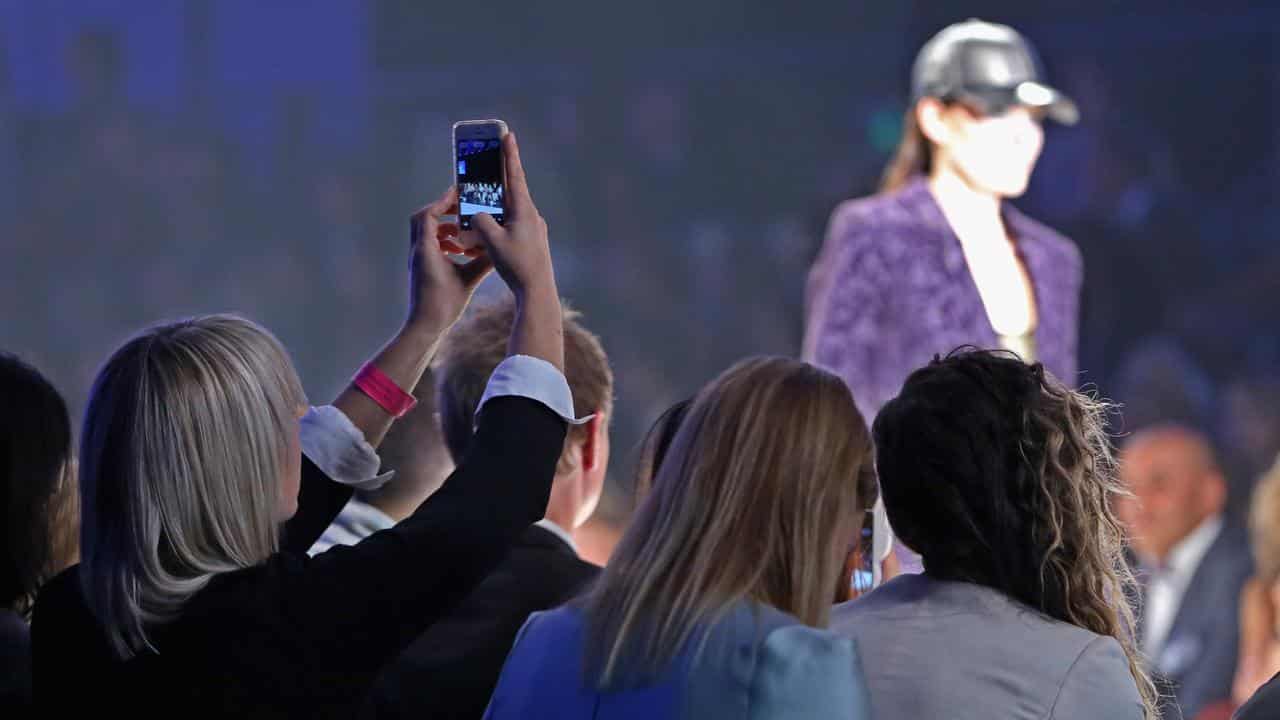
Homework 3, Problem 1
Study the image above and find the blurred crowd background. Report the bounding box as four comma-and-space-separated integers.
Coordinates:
2, 0, 1279, 528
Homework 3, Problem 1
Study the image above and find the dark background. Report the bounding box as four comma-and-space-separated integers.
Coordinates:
2, 0, 1278, 521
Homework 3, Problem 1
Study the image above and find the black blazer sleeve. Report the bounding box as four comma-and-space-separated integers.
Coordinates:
263, 396, 566, 679
280, 456, 354, 554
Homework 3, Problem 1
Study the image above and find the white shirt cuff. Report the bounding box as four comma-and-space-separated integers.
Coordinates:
300, 405, 395, 491
476, 355, 592, 427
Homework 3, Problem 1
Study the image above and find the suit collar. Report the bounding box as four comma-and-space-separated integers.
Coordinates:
525, 521, 580, 557
896, 175, 1050, 293
896, 175, 1044, 245
1156, 520, 1241, 677
1161, 514, 1223, 579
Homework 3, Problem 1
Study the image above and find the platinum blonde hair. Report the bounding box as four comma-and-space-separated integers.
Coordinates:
79, 315, 306, 657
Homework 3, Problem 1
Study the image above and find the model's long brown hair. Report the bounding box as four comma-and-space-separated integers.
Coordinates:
581, 357, 872, 688
880, 106, 934, 193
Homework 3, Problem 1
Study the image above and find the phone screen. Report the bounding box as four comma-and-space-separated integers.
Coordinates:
456, 137, 505, 229
851, 521, 875, 594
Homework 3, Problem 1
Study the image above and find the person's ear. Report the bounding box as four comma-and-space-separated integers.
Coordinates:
916, 98, 955, 150
581, 412, 607, 473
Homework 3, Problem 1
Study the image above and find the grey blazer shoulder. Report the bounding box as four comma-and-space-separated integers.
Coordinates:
830, 574, 1144, 720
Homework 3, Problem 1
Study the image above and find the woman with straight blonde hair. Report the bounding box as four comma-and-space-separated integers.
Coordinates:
1231, 457, 1280, 710
484, 357, 873, 720
32, 135, 579, 719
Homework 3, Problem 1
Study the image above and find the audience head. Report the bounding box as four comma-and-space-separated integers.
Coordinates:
1250, 456, 1280, 585
0, 353, 77, 617
1111, 335, 1215, 435
872, 349, 1155, 711
1117, 425, 1227, 564
631, 398, 692, 504
357, 369, 453, 521
584, 357, 872, 687
79, 315, 307, 656
1225, 375, 1280, 478
435, 296, 613, 531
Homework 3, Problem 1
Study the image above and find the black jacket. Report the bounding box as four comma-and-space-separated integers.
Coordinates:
1137, 522, 1254, 720
1237, 672, 1280, 720
31, 397, 566, 720
364, 523, 599, 719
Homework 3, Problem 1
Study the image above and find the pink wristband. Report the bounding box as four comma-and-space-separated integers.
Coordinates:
353, 364, 418, 418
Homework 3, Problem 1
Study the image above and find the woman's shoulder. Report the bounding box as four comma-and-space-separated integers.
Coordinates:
1049, 634, 1144, 718
757, 623, 858, 674
30, 564, 85, 629
832, 574, 1112, 652
825, 184, 952, 271
830, 180, 933, 229
668, 602, 868, 719
520, 604, 585, 637
752, 626, 867, 720
503, 604, 587, 660
30, 564, 120, 682
703, 602, 859, 681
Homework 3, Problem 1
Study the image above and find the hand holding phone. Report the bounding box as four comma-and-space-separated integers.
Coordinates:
468, 132, 553, 301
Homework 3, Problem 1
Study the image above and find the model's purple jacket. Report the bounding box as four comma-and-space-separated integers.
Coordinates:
803, 178, 1082, 422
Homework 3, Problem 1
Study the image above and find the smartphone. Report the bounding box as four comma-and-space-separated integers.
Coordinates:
870, 497, 894, 586
849, 498, 896, 594
851, 509, 876, 594
452, 119, 508, 230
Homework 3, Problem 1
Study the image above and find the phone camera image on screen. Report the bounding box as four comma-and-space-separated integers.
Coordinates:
852, 523, 875, 594
456, 138, 504, 229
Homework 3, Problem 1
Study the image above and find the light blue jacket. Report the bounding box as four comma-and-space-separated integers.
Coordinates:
484, 600, 870, 720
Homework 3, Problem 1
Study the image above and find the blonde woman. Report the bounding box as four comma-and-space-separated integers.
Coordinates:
831, 349, 1157, 720
31, 135, 578, 718
484, 357, 874, 720
1232, 457, 1280, 710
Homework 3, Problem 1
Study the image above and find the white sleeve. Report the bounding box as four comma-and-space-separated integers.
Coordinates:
475, 354, 592, 426
300, 405, 394, 491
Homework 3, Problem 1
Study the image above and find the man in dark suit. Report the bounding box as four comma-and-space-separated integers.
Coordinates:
1117, 425, 1254, 720
363, 298, 614, 720
1236, 672, 1280, 719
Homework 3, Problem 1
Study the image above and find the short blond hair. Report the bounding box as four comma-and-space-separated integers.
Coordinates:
80, 315, 306, 657
435, 296, 613, 463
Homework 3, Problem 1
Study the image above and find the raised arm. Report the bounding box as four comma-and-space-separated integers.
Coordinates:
273, 132, 575, 686
335, 186, 495, 448
282, 185, 495, 551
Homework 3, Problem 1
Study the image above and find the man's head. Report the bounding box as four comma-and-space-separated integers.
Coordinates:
436, 297, 613, 532
1118, 425, 1227, 563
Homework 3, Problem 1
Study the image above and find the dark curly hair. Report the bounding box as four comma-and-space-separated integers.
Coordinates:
873, 348, 1156, 719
